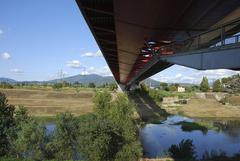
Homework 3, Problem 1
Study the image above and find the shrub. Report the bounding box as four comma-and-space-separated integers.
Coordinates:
47, 113, 79, 161
10, 119, 46, 160
78, 91, 142, 161
0, 92, 15, 156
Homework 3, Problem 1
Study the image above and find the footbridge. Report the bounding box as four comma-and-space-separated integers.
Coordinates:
76, 0, 240, 89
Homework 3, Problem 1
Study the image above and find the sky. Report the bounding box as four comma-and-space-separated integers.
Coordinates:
0, 0, 239, 84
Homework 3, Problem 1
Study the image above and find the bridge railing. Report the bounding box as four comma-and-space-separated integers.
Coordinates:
159, 18, 240, 55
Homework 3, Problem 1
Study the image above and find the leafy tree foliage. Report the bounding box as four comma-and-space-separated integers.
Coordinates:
78, 91, 142, 161
14, 106, 29, 124
47, 113, 79, 161
10, 119, 46, 160
213, 79, 223, 92
108, 83, 118, 91
52, 83, 63, 90
200, 77, 209, 92
93, 90, 112, 118
159, 82, 168, 90
169, 85, 177, 91
88, 82, 96, 88
0, 92, 15, 156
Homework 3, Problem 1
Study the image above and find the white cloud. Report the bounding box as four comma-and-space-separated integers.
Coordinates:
151, 66, 240, 84
10, 68, 23, 74
81, 65, 112, 76
1, 52, 11, 60
175, 73, 182, 78
0, 29, 3, 35
81, 50, 103, 57
66, 60, 81, 68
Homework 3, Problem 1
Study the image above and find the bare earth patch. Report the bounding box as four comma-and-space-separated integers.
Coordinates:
0, 88, 94, 116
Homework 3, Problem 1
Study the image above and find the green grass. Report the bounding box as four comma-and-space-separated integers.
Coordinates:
175, 121, 219, 133
32, 115, 57, 123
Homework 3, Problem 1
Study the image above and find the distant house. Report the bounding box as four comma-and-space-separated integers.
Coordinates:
177, 86, 185, 92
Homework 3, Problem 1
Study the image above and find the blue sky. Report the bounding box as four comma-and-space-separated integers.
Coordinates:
0, 0, 239, 83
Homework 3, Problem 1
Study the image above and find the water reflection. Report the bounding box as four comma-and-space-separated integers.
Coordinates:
168, 139, 196, 161
140, 115, 240, 160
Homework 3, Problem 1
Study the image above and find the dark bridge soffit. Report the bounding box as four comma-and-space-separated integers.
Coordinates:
76, 0, 240, 85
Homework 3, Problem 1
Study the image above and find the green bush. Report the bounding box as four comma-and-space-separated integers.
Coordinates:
47, 113, 79, 161
10, 119, 46, 160
0, 92, 15, 156
78, 91, 142, 161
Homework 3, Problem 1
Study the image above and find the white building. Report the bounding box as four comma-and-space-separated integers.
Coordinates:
177, 86, 185, 92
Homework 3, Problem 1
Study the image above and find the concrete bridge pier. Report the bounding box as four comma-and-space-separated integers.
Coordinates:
118, 83, 140, 92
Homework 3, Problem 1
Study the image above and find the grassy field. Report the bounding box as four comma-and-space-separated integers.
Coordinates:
0, 88, 94, 117
177, 98, 240, 118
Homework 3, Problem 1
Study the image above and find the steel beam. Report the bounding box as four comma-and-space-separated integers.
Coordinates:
160, 44, 240, 70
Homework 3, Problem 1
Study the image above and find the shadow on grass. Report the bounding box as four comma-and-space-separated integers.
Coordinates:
128, 90, 170, 123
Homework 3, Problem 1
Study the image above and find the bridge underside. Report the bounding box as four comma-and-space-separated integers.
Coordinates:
76, 0, 240, 87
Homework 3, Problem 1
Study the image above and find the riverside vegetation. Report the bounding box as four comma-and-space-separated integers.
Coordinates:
0, 91, 142, 161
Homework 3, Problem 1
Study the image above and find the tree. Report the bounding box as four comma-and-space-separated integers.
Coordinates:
0, 82, 13, 89
200, 77, 209, 92
52, 83, 63, 90
77, 91, 142, 161
47, 112, 79, 161
0, 92, 15, 156
213, 79, 223, 92
93, 90, 112, 118
10, 119, 46, 160
159, 82, 168, 90
14, 105, 29, 124
109, 83, 118, 91
169, 85, 177, 91
88, 82, 96, 88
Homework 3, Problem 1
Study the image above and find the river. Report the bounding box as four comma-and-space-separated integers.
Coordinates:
139, 115, 240, 159
45, 115, 240, 160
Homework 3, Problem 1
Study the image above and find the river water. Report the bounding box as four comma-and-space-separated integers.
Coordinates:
139, 115, 240, 159
45, 115, 240, 160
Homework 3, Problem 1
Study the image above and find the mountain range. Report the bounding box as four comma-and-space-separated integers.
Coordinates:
0, 74, 160, 87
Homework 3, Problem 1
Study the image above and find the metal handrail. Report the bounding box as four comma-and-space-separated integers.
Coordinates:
158, 18, 240, 54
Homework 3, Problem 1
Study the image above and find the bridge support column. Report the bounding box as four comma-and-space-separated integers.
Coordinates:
117, 84, 126, 92
129, 83, 140, 91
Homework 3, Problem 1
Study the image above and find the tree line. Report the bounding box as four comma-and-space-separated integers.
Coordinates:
0, 81, 118, 91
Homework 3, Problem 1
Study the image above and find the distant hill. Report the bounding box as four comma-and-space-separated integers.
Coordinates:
143, 78, 160, 87
0, 74, 161, 87
0, 78, 17, 84
50, 74, 115, 86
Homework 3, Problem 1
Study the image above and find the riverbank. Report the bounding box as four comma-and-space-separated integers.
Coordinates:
161, 93, 240, 118
179, 98, 240, 118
